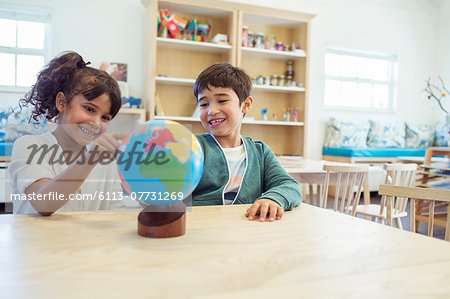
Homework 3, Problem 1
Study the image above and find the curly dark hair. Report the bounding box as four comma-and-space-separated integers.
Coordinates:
193, 63, 252, 105
19, 51, 122, 122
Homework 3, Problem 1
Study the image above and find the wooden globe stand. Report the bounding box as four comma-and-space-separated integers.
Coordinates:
137, 203, 186, 238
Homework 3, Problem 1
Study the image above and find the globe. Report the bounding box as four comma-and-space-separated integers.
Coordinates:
117, 119, 204, 206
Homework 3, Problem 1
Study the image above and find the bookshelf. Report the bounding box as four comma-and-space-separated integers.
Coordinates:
141, 0, 314, 156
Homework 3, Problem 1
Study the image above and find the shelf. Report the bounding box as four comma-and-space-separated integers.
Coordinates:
242, 47, 306, 59
252, 84, 305, 93
155, 77, 305, 93
119, 108, 145, 114
118, 108, 146, 122
155, 76, 196, 85
155, 116, 200, 122
243, 120, 304, 126
157, 37, 232, 53
154, 116, 304, 126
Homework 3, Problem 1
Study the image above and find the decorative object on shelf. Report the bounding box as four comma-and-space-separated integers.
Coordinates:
254, 32, 265, 49
261, 108, 268, 121
211, 33, 228, 44
248, 31, 254, 47
100, 61, 129, 100
266, 34, 276, 50
157, 9, 188, 38
242, 26, 248, 47
122, 97, 141, 109
240, 26, 306, 55
424, 76, 450, 143
196, 21, 212, 42
292, 108, 299, 122
272, 113, 277, 121
118, 81, 129, 99
275, 42, 284, 51
158, 10, 212, 42
283, 108, 290, 121
100, 61, 128, 82
278, 75, 285, 87
256, 75, 264, 85
285, 60, 295, 81
155, 93, 164, 116
270, 75, 278, 86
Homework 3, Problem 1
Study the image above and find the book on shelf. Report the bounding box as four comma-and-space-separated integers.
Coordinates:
155, 93, 164, 116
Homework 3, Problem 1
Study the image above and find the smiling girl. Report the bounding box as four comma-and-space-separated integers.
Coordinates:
9, 51, 126, 215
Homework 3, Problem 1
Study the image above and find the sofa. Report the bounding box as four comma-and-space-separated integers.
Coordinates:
322, 117, 449, 163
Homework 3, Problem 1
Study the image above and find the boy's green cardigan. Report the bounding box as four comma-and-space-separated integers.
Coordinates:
192, 133, 302, 210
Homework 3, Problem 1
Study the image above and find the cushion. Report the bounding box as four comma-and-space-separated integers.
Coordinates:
434, 120, 449, 147
0, 142, 14, 156
367, 120, 405, 148
405, 123, 435, 148
323, 117, 370, 148
322, 147, 426, 158
0, 106, 46, 142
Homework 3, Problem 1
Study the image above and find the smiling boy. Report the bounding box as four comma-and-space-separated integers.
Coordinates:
192, 63, 302, 221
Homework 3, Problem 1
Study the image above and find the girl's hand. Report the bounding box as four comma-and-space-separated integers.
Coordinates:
245, 198, 284, 222
87, 132, 127, 163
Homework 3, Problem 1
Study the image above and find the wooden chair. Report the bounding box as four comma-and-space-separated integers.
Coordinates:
353, 163, 417, 229
288, 171, 326, 206
321, 164, 369, 216
416, 147, 450, 232
379, 184, 450, 241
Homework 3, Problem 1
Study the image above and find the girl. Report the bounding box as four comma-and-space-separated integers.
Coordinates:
9, 51, 126, 215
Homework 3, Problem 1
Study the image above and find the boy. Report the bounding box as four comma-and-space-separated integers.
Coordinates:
192, 63, 302, 221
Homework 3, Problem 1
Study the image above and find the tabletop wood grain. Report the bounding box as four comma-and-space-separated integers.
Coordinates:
1, 204, 449, 298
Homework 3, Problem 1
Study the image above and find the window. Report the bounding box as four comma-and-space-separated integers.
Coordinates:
324, 47, 397, 112
0, 6, 51, 89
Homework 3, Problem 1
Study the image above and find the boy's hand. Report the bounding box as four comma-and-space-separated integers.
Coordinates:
245, 198, 284, 222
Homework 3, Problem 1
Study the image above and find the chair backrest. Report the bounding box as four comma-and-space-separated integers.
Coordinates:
379, 184, 450, 241
379, 163, 417, 217
321, 164, 369, 215
288, 171, 326, 206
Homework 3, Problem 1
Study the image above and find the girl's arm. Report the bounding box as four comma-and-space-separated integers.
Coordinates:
25, 161, 97, 215
25, 132, 125, 215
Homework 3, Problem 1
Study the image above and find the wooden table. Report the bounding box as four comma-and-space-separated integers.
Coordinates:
1, 205, 449, 297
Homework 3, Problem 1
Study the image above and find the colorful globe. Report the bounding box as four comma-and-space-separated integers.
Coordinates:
117, 120, 204, 206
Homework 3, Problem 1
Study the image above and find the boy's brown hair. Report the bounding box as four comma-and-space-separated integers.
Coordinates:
194, 63, 252, 105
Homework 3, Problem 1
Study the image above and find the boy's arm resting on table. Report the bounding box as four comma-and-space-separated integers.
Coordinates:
258, 145, 302, 211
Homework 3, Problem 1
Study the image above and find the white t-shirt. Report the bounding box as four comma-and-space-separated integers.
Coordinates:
222, 145, 246, 205
8, 131, 125, 214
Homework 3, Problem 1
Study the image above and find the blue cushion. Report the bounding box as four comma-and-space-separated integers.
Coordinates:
323, 117, 370, 148
322, 147, 426, 158
0, 142, 14, 156
367, 120, 406, 148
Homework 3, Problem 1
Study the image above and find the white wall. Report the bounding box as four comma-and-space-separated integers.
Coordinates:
1, 0, 447, 159
436, 0, 450, 114
0, 0, 146, 106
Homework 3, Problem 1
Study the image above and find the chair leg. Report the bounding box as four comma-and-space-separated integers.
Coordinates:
395, 218, 403, 230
